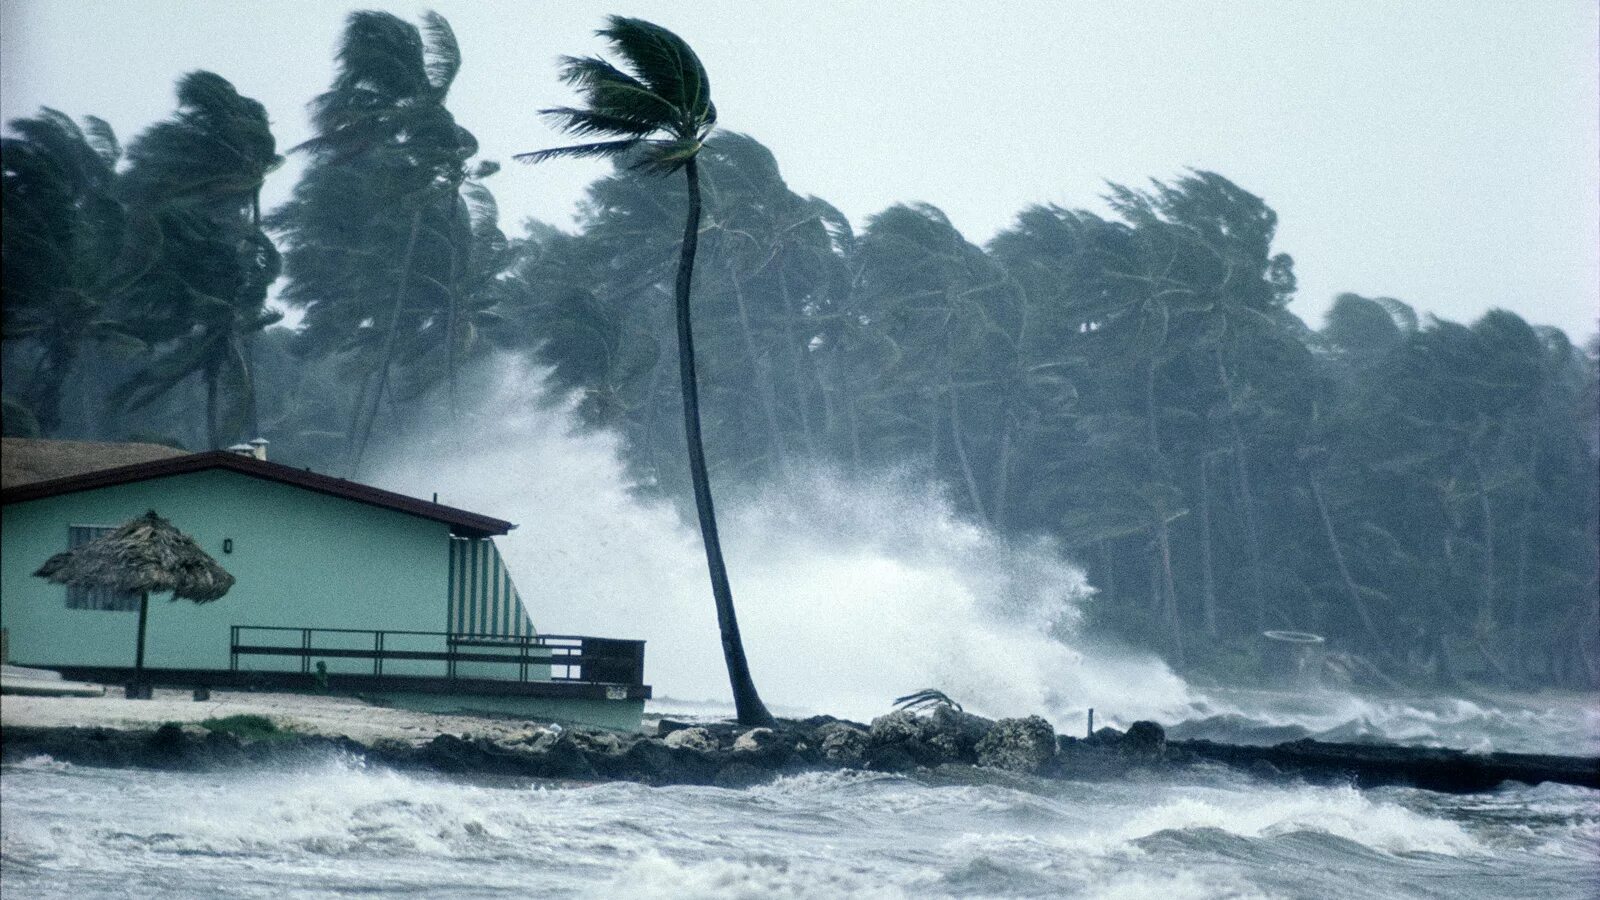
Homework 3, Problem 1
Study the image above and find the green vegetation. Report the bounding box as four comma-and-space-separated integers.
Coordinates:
3, 12, 1595, 690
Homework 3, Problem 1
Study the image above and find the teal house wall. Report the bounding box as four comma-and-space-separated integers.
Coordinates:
1, 468, 452, 672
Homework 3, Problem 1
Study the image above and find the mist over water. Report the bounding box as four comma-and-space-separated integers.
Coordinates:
376, 362, 1197, 727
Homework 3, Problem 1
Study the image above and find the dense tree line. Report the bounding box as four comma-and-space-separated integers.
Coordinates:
4, 11, 1595, 689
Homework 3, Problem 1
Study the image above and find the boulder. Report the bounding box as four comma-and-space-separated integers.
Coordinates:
568, 729, 626, 756
654, 719, 695, 738
975, 715, 1057, 775
924, 706, 993, 762
1123, 721, 1166, 758
663, 727, 716, 753
816, 723, 869, 765
732, 728, 778, 753
868, 710, 926, 745
617, 739, 717, 785
1085, 726, 1125, 747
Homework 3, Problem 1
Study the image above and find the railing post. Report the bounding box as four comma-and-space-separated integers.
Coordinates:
230, 626, 238, 672
374, 631, 383, 676
301, 628, 311, 674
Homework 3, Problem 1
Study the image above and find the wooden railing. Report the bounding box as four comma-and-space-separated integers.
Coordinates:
229, 626, 646, 686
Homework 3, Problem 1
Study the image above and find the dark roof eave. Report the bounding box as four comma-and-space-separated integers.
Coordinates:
0, 451, 513, 537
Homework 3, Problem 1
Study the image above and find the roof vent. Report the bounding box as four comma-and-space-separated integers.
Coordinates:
247, 437, 269, 461
226, 443, 254, 457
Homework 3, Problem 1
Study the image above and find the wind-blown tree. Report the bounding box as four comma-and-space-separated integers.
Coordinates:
1, 109, 137, 434
517, 16, 775, 727
111, 71, 283, 449
269, 11, 489, 474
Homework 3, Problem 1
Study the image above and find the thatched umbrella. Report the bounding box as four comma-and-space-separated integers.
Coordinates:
34, 510, 233, 694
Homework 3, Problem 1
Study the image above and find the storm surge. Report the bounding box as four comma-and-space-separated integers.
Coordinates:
376, 363, 1195, 727
4, 757, 1596, 899
375, 362, 1597, 755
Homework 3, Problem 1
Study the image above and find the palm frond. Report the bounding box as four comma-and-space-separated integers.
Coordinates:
540, 106, 659, 138
893, 689, 963, 713
633, 137, 702, 174
514, 139, 643, 165
81, 116, 121, 165
421, 11, 461, 94
598, 16, 713, 125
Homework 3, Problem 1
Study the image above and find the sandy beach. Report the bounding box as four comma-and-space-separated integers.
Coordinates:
0, 686, 560, 745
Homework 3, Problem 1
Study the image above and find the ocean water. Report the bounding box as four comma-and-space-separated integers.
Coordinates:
2, 753, 1596, 899
10, 363, 1595, 898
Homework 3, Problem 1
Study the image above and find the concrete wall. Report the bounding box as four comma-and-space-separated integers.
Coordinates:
1, 469, 452, 672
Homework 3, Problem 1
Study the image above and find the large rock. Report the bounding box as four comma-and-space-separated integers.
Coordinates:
567, 729, 627, 756
1123, 721, 1166, 758
816, 723, 869, 765
663, 727, 716, 753
924, 706, 993, 762
868, 710, 926, 745
975, 715, 1057, 774
732, 728, 778, 753
1085, 726, 1125, 747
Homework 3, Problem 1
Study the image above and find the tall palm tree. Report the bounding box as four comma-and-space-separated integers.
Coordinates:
517, 16, 774, 727
1, 109, 137, 434
270, 11, 481, 475
112, 71, 283, 449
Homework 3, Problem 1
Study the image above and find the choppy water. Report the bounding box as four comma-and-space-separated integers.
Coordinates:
3, 754, 1596, 899
12, 365, 1595, 897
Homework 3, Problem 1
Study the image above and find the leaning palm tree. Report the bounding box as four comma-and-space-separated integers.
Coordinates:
34, 510, 234, 697
517, 16, 774, 727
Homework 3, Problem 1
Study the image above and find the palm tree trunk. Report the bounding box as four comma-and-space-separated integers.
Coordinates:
992, 411, 1013, 532
1198, 456, 1219, 638
241, 335, 260, 439
948, 384, 991, 526
1475, 461, 1496, 634
31, 336, 75, 436
350, 208, 423, 477
776, 268, 822, 456
729, 265, 787, 472
1158, 518, 1184, 666
1098, 539, 1117, 607
676, 159, 773, 727
1216, 350, 1267, 627
1310, 474, 1396, 667
204, 360, 221, 450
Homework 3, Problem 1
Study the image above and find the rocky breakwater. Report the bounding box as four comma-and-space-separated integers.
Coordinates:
4, 708, 1595, 793
0, 708, 1174, 787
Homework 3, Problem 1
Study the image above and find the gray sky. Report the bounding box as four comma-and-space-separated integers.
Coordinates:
3, 0, 1596, 340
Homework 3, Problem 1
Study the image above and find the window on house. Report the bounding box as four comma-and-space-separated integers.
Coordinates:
64, 525, 141, 611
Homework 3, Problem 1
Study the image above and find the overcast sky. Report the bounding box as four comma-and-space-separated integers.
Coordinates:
3, 0, 1596, 340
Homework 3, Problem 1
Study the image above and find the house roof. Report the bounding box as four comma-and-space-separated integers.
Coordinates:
2, 438, 188, 489
0, 443, 513, 538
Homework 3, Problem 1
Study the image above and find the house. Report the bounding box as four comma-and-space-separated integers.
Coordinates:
0, 438, 649, 730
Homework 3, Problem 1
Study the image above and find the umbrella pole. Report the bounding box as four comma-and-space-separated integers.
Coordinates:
132, 590, 149, 699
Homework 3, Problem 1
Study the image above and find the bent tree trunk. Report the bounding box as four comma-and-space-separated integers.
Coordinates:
677, 159, 774, 727
349, 208, 423, 478
1310, 474, 1397, 668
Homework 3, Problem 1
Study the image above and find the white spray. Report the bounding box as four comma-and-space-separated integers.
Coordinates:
375, 362, 1198, 727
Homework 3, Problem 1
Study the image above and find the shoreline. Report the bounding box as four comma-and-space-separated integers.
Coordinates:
3, 688, 1596, 793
